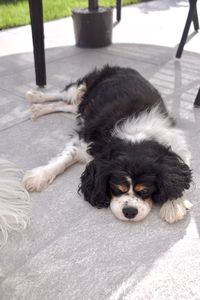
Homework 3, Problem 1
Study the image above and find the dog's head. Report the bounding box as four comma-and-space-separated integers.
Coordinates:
79, 139, 192, 222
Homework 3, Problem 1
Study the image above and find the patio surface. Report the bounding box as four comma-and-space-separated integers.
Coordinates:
0, 0, 200, 299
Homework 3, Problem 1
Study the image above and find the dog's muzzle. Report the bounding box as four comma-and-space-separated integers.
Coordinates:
110, 195, 152, 222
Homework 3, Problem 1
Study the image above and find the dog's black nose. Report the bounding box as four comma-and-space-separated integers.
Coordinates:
122, 207, 138, 219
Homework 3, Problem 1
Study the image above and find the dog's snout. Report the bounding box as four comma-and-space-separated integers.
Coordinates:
122, 206, 138, 219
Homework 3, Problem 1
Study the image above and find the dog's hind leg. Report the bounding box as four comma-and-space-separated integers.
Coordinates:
23, 136, 90, 192
31, 102, 77, 120
26, 90, 67, 103
26, 82, 86, 105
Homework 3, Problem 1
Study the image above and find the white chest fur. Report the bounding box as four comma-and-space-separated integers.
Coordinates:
113, 107, 191, 165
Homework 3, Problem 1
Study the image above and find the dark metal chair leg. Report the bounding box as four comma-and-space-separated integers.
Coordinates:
193, 5, 199, 30
176, 0, 198, 58
194, 88, 200, 106
28, 0, 46, 87
116, 0, 121, 22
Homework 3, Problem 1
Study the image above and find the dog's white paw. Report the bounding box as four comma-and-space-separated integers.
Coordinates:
31, 104, 44, 120
26, 90, 45, 103
160, 199, 193, 224
23, 167, 55, 192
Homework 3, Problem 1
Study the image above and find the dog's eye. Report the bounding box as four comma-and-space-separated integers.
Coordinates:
116, 184, 129, 193
134, 184, 150, 199
136, 189, 150, 198
110, 182, 130, 196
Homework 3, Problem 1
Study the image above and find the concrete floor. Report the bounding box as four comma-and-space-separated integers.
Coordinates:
0, 0, 200, 299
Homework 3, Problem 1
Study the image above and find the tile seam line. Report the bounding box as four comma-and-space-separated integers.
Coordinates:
94, 48, 169, 66
0, 86, 25, 99
0, 49, 83, 79
0, 118, 30, 133
0, 212, 93, 283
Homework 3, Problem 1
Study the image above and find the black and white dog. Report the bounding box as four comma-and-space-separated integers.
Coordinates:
23, 65, 192, 223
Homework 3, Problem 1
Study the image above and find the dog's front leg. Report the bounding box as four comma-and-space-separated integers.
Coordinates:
23, 137, 89, 192
160, 197, 193, 223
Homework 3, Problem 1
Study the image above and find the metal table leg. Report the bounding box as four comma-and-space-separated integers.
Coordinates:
176, 0, 199, 58
28, 0, 46, 87
194, 88, 200, 106
116, 0, 122, 22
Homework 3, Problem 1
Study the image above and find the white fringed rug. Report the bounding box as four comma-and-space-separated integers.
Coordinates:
0, 160, 30, 247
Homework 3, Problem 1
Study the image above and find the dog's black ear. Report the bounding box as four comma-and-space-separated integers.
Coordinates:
79, 159, 111, 208
153, 151, 192, 204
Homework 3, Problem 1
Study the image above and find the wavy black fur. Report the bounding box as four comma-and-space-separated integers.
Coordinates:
72, 65, 192, 209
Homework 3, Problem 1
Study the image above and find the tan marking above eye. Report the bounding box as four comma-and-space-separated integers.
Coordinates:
134, 184, 146, 192
116, 184, 129, 193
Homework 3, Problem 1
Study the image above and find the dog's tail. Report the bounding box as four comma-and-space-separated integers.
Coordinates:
0, 159, 30, 247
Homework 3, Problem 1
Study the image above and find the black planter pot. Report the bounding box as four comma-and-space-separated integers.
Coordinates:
72, 7, 113, 48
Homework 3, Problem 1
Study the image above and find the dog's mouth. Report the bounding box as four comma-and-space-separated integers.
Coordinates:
110, 196, 152, 222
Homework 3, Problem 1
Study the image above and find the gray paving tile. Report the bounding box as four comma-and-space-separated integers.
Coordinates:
0, 52, 34, 78
0, 45, 163, 97
0, 46, 82, 78
0, 89, 30, 131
